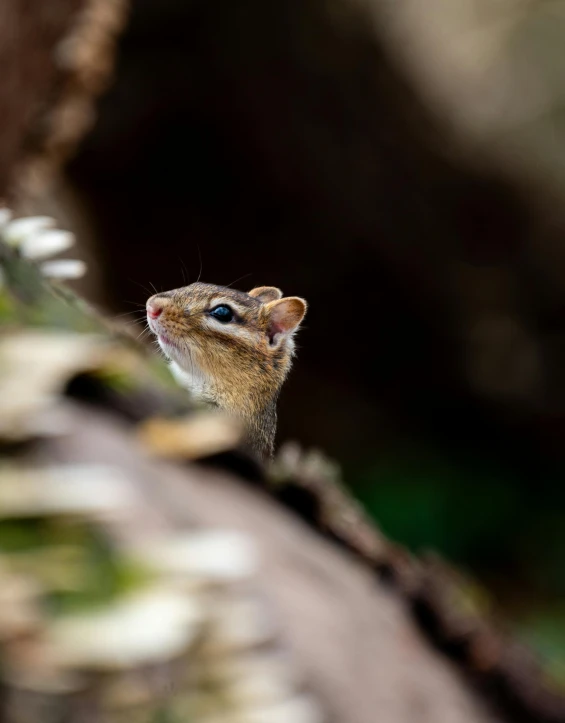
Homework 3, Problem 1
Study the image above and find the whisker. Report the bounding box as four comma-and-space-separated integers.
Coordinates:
126, 320, 149, 331
114, 310, 145, 319
196, 244, 203, 283
135, 326, 151, 342
129, 279, 155, 296
116, 319, 144, 329
224, 272, 252, 290
178, 255, 189, 286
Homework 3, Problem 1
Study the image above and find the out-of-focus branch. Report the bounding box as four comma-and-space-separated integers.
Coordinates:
0, 0, 127, 202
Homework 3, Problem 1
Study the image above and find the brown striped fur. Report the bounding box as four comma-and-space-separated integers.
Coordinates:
146, 283, 307, 458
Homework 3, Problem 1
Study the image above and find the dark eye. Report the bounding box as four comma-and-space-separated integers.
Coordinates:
210, 305, 234, 323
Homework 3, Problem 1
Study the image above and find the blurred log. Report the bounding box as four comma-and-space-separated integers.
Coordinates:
0, 213, 563, 723
0, 223, 510, 723
39, 401, 508, 723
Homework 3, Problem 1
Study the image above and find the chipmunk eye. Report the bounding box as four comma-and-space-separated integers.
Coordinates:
210, 305, 234, 323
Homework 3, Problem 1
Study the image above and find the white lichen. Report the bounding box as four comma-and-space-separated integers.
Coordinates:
138, 530, 260, 583
21, 230, 75, 261
1, 213, 86, 280
46, 586, 203, 669
3, 216, 56, 247
40, 259, 87, 279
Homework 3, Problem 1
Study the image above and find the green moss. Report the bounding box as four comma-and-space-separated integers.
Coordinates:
151, 707, 180, 723
0, 517, 151, 614
93, 366, 138, 394
44, 525, 151, 615
0, 517, 48, 551
515, 608, 565, 690
0, 243, 183, 404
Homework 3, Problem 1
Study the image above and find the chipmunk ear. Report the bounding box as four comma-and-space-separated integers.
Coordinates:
248, 286, 283, 303
264, 297, 307, 345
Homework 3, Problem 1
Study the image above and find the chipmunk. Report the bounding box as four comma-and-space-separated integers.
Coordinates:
146, 283, 307, 459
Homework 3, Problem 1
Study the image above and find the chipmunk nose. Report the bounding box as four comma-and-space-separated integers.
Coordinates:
146, 296, 165, 319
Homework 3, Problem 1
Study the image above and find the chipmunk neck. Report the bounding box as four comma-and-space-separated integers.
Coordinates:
241, 398, 278, 460
170, 361, 279, 459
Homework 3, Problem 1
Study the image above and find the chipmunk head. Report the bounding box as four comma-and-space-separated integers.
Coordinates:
146, 282, 307, 457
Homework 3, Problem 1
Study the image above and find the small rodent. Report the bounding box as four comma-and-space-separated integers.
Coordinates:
146, 283, 307, 459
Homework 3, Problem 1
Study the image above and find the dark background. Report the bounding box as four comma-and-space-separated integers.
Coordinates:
24, 0, 565, 674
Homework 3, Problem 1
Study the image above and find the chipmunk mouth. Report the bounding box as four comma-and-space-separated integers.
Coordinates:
157, 332, 179, 351
147, 317, 178, 352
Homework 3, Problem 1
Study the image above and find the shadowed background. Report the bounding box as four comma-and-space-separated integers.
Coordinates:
6, 0, 565, 680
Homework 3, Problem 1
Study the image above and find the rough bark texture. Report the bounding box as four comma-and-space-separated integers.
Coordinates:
41, 402, 506, 723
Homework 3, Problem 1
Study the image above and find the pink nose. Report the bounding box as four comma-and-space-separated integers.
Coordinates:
146, 298, 163, 319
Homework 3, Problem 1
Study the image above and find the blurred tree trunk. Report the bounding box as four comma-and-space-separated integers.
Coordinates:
0, 0, 84, 196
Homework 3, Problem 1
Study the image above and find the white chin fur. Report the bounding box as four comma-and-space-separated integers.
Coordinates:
151, 333, 207, 400
156, 336, 177, 359
169, 360, 208, 401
